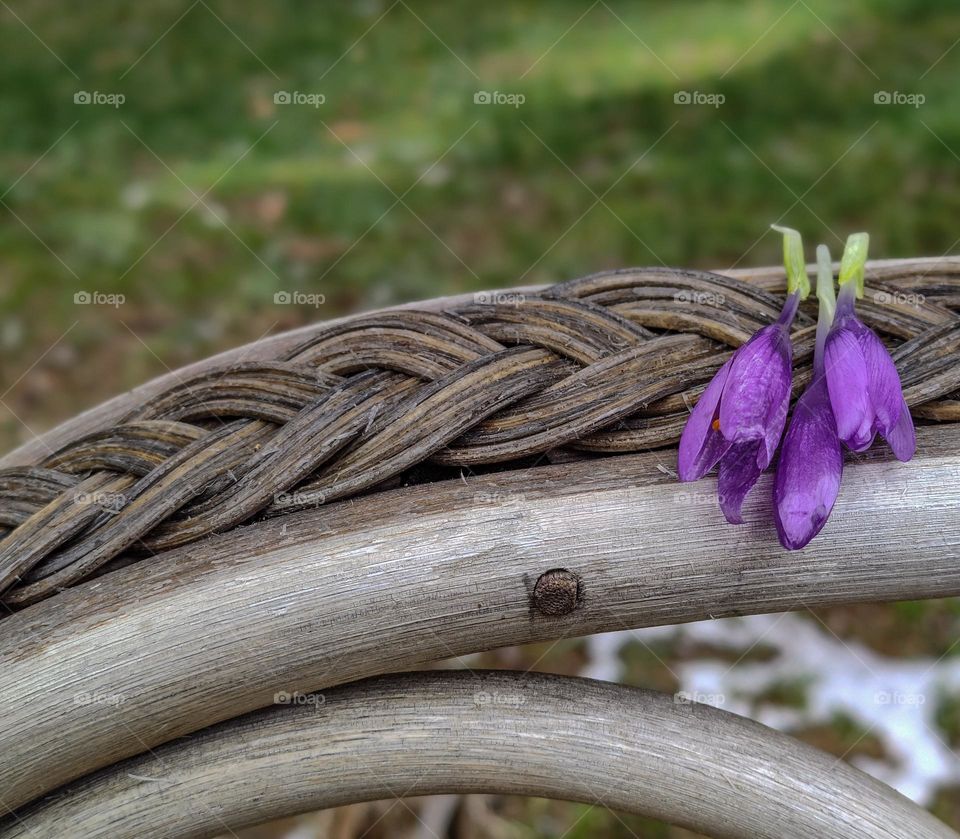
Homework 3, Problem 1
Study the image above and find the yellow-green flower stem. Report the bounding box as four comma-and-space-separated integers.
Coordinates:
838, 232, 869, 298
816, 244, 836, 322
771, 225, 811, 300
814, 244, 836, 376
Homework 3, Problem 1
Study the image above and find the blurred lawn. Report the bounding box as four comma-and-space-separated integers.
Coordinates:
2, 1, 959, 835
3, 0, 960, 450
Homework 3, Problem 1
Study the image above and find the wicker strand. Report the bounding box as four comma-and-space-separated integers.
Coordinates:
0, 266, 957, 609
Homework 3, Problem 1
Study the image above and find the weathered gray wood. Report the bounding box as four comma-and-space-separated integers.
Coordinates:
1, 257, 953, 469
1, 424, 958, 813
4, 671, 955, 839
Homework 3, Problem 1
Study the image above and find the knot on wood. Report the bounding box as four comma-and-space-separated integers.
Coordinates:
532, 569, 581, 616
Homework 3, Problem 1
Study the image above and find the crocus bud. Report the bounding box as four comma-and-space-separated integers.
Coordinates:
823, 234, 916, 460
678, 226, 809, 524
774, 245, 843, 550
678, 293, 798, 522
774, 376, 843, 549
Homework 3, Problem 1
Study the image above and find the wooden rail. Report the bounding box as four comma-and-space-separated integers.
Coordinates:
1, 424, 958, 814
6, 671, 957, 839
1, 258, 958, 835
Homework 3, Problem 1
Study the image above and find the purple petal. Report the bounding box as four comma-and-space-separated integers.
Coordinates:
834, 283, 857, 320
719, 325, 793, 450
718, 441, 763, 524
824, 326, 874, 450
858, 326, 904, 436
774, 378, 843, 550
884, 396, 916, 462
677, 360, 733, 481
758, 379, 791, 471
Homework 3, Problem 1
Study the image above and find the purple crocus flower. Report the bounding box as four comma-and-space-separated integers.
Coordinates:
824, 281, 916, 461
775, 236, 915, 550
678, 292, 800, 523
678, 226, 811, 524
774, 375, 843, 548
774, 245, 843, 549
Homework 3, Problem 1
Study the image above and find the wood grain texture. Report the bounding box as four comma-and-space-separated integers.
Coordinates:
4, 671, 956, 839
0, 257, 953, 471
1, 424, 958, 814
1, 261, 957, 608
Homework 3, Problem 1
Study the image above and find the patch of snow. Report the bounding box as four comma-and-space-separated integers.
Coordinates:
581, 613, 960, 804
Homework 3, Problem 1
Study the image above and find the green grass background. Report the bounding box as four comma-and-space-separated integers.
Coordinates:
3, 0, 960, 451
1, 1, 959, 835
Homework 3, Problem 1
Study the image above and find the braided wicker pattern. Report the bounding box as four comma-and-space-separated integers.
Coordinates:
1, 267, 958, 611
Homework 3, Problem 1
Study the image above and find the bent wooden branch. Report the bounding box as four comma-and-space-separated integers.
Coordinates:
1, 424, 958, 813
3, 257, 956, 473
5, 671, 956, 839
1, 266, 957, 607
